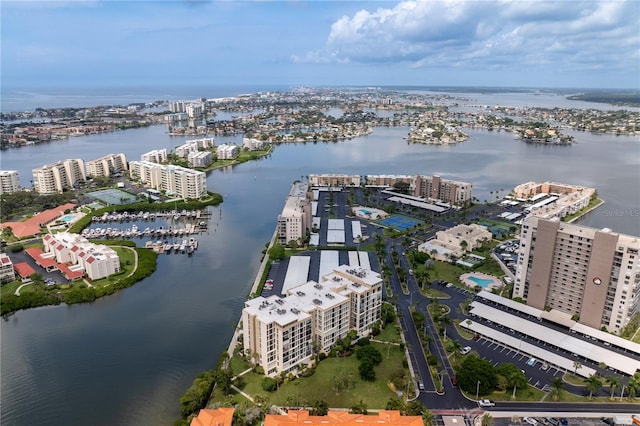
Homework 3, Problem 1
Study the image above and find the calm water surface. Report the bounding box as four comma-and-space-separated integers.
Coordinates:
1, 95, 639, 425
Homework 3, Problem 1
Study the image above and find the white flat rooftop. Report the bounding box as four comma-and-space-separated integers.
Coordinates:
469, 302, 639, 376
327, 219, 345, 230
351, 221, 362, 239
282, 256, 310, 293
319, 251, 340, 279
462, 321, 596, 378
326, 230, 345, 244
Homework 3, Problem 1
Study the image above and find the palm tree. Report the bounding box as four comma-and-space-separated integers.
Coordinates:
450, 340, 462, 360
549, 377, 564, 401
627, 374, 640, 400
481, 413, 494, 426
584, 374, 603, 399
606, 376, 621, 399
422, 409, 435, 426
509, 370, 528, 399
573, 361, 582, 375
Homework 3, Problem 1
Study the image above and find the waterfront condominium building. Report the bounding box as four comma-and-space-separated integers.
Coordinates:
364, 174, 414, 188
42, 232, 120, 280
309, 174, 361, 187
216, 144, 239, 160
175, 137, 216, 158
187, 151, 213, 168
242, 265, 382, 375
276, 182, 312, 245
129, 161, 207, 199
86, 153, 128, 178
412, 174, 472, 205
514, 181, 596, 220
514, 216, 640, 333
0, 170, 20, 194
141, 149, 168, 164
32, 159, 86, 194
0, 253, 15, 283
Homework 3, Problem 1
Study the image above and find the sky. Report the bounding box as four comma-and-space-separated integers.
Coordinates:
1, 0, 639, 89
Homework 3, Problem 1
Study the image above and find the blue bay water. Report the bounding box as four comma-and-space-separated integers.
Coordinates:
1, 87, 639, 426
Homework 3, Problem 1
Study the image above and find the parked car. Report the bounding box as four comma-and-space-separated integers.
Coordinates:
541, 363, 549, 371
524, 417, 538, 425
417, 380, 424, 391
460, 346, 472, 355
477, 399, 495, 408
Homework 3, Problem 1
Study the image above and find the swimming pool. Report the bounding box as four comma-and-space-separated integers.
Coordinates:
60, 215, 75, 222
467, 275, 494, 288
359, 208, 372, 215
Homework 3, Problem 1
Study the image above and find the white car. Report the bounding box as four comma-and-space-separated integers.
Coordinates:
524, 417, 538, 425
460, 346, 472, 355
477, 399, 495, 407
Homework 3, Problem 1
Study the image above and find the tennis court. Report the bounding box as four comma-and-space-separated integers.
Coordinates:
376, 214, 423, 230
86, 189, 138, 205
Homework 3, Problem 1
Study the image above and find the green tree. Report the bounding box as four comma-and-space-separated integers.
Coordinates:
627, 373, 640, 399
356, 345, 382, 366
549, 377, 564, 401
358, 358, 376, 381
584, 374, 602, 399
606, 376, 621, 399
450, 340, 462, 361
310, 400, 329, 416
481, 413, 494, 426
349, 400, 367, 415
268, 243, 285, 260
261, 377, 278, 392
455, 355, 497, 396
385, 396, 405, 411
405, 400, 427, 416
573, 361, 582, 375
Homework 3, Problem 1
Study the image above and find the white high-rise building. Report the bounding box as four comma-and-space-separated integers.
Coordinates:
277, 182, 311, 245
515, 216, 640, 333
32, 159, 86, 194
141, 149, 168, 164
0, 170, 20, 194
129, 161, 207, 199
86, 153, 128, 177
242, 265, 382, 375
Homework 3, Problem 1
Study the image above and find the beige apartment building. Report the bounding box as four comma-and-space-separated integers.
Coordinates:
277, 182, 312, 245
309, 174, 361, 187
418, 223, 492, 261
514, 181, 596, 220
129, 161, 207, 199
0, 170, 20, 194
514, 216, 640, 333
242, 265, 382, 375
141, 149, 168, 164
365, 175, 413, 188
32, 159, 86, 194
413, 174, 472, 205
86, 153, 128, 178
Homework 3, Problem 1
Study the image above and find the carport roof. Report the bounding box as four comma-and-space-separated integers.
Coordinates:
477, 290, 542, 319
462, 320, 597, 378
469, 302, 640, 376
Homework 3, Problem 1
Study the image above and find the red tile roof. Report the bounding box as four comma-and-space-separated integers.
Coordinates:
190, 408, 235, 426
0, 254, 11, 265
25, 247, 58, 268
86, 256, 95, 264
14, 262, 36, 278
0, 203, 76, 238
58, 263, 84, 280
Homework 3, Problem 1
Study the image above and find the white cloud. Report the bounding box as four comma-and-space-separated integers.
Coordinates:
300, 0, 640, 77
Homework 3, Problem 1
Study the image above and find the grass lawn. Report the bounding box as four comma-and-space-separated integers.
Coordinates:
374, 325, 403, 344
432, 261, 465, 285
453, 320, 475, 340
1, 281, 32, 297
633, 333, 640, 344
562, 373, 588, 386
232, 342, 409, 409
485, 385, 546, 401
422, 287, 450, 299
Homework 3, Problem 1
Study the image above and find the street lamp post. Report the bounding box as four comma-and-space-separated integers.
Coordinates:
476, 380, 481, 401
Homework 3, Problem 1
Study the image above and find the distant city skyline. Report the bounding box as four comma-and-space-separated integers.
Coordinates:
2, 0, 639, 89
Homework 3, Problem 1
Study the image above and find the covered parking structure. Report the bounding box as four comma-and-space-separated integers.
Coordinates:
475, 290, 640, 356
461, 320, 597, 378
469, 302, 640, 376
